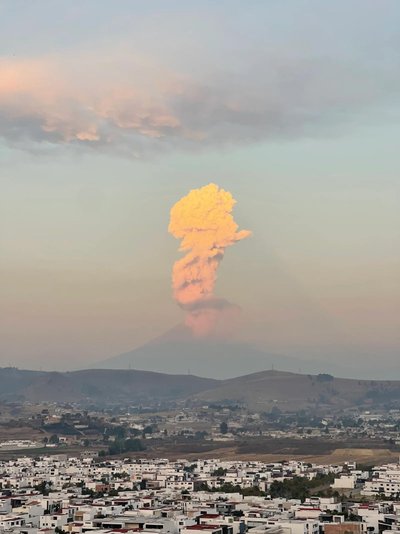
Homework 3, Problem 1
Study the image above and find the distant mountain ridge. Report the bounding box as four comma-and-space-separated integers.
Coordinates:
193, 369, 400, 411
0, 367, 218, 404
2, 367, 400, 412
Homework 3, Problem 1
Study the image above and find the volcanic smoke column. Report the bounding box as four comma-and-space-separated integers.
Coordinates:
168, 183, 251, 336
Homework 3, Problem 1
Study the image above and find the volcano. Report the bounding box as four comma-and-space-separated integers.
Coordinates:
91, 324, 337, 379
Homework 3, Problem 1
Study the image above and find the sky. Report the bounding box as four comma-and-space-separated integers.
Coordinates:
1, 0, 399, 377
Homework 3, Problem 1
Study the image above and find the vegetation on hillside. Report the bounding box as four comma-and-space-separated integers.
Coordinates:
269, 473, 336, 500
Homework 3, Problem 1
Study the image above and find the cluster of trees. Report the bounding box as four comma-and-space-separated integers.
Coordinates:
33, 481, 53, 496
183, 464, 197, 473
43, 434, 60, 445
220, 422, 228, 434
212, 467, 227, 477
102, 425, 155, 444
196, 481, 265, 496
99, 437, 145, 456
269, 473, 335, 500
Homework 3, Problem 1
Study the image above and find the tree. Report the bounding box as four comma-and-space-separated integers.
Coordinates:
108, 438, 145, 456
34, 481, 51, 496
49, 434, 59, 444
220, 422, 228, 434
212, 467, 227, 477
125, 438, 145, 452
240, 486, 265, 496
269, 474, 334, 501
184, 464, 197, 473
113, 426, 126, 439
317, 374, 334, 382
214, 482, 240, 493
195, 482, 210, 491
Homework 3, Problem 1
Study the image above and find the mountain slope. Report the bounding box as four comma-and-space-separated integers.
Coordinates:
0, 367, 219, 404
94, 325, 329, 379
192, 369, 400, 411
2, 367, 400, 412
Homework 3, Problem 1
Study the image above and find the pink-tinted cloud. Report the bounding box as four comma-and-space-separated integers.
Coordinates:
0, 51, 397, 153
0, 55, 185, 148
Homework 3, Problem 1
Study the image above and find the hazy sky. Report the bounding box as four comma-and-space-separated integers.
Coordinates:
1, 1, 399, 376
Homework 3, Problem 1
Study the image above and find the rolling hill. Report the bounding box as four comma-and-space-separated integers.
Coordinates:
192, 369, 400, 411
2, 367, 400, 412
0, 367, 219, 404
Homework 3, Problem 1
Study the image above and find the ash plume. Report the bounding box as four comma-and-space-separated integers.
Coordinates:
168, 183, 251, 336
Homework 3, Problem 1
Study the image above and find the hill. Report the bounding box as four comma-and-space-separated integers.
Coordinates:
2, 367, 400, 412
0, 367, 219, 404
192, 369, 400, 411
